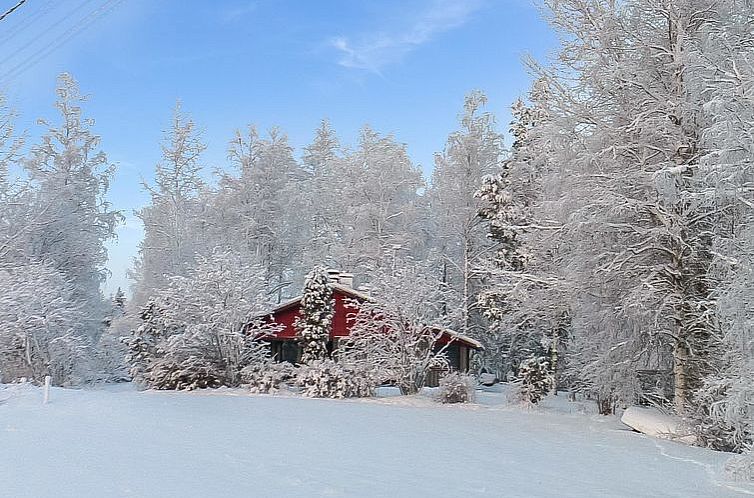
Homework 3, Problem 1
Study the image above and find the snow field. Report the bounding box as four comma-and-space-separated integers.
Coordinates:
2, 384, 753, 497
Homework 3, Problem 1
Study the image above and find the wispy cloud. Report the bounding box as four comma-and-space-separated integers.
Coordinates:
219, 1, 258, 24
331, 0, 483, 73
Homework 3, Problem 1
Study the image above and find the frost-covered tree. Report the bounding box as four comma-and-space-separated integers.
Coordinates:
335, 126, 424, 278
690, 0, 754, 458
522, 0, 752, 416
112, 287, 126, 312
0, 96, 30, 266
24, 73, 121, 335
0, 262, 89, 385
132, 102, 206, 307
213, 126, 305, 293
300, 120, 345, 270
295, 267, 334, 364
475, 86, 564, 381
125, 250, 275, 389
340, 263, 458, 394
425, 91, 502, 342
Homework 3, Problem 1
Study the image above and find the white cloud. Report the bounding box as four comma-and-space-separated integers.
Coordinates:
331, 0, 484, 73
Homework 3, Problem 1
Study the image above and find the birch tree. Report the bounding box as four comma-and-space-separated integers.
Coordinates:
426, 91, 502, 342
520, 0, 740, 414
340, 262, 459, 394
214, 126, 305, 293
336, 126, 424, 278
133, 103, 206, 307
24, 73, 121, 336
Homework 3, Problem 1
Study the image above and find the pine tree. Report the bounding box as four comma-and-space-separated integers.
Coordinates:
113, 287, 126, 312
295, 267, 334, 364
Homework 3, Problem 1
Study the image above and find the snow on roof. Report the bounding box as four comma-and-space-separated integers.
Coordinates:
267, 283, 372, 315
434, 327, 484, 350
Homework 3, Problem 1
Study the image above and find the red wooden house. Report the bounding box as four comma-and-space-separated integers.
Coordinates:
259, 272, 482, 379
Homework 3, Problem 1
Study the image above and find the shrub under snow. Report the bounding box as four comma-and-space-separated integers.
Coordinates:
296, 359, 376, 399
241, 361, 296, 394
436, 372, 477, 404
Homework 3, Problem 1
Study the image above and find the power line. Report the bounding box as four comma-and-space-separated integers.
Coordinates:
0, 0, 89, 67
0, 0, 55, 47
0, 0, 28, 23
1, 0, 125, 85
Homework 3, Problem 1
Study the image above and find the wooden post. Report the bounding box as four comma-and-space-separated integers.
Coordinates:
43, 375, 51, 404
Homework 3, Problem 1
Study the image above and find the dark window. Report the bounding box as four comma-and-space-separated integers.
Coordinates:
280, 341, 301, 364
270, 340, 301, 364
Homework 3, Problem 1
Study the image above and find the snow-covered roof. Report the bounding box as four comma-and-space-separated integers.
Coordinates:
268, 283, 372, 314
437, 328, 484, 350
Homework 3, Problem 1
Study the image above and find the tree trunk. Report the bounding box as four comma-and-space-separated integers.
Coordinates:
672, 338, 691, 414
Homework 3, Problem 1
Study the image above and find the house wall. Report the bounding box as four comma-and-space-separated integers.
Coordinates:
265, 289, 360, 340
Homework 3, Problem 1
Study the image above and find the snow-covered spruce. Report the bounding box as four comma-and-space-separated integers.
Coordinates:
295, 267, 334, 364
516, 357, 554, 405
436, 372, 477, 404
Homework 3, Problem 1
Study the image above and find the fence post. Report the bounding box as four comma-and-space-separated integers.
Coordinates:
43, 375, 51, 404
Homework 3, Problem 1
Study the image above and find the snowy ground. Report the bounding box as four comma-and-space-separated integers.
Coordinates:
2, 383, 753, 498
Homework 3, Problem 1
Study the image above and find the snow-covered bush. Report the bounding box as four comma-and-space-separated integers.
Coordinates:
516, 357, 554, 404
296, 359, 375, 399
124, 251, 276, 389
241, 361, 296, 394
693, 375, 752, 452
295, 267, 334, 364
436, 372, 476, 404
725, 451, 754, 482
146, 354, 223, 390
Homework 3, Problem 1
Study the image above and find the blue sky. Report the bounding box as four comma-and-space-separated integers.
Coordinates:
0, 0, 556, 296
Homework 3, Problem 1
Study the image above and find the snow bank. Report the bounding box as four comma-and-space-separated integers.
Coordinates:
621, 406, 697, 444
